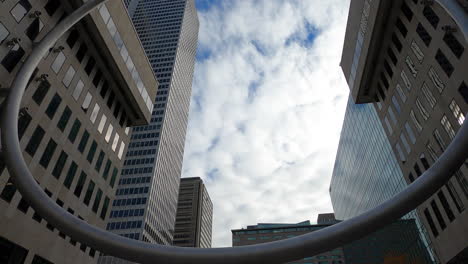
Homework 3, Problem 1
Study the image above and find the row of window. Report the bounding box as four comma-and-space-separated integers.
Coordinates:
121, 166, 154, 176
116, 186, 150, 196
109, 208, 145, 218
119, 176, 152, 186
106, 220, 143, 230
112, 197, 148, 207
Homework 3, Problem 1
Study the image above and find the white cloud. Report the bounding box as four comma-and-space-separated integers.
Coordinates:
183, 0, 351, 247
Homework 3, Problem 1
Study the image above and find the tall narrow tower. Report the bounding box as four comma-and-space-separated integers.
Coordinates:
102, 0, 199, 250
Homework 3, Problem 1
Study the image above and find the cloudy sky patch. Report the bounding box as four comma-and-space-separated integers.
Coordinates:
183, 0, 351, 247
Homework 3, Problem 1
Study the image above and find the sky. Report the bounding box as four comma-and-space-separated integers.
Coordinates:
182, 0, 351, 247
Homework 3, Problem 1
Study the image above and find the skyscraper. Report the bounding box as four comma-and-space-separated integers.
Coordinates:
339, 0, 467, 262
0, 0, 157, 263
103, 0, 199, 247
173, 177, 213, 248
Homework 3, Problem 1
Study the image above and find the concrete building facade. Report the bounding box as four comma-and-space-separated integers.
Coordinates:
173, 177, 213, 248
340, 0, 468, 263
101, 0, 199, 256
0, 0, 157, 263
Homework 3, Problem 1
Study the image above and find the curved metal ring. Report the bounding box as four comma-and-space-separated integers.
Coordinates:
1, 0, 468, 263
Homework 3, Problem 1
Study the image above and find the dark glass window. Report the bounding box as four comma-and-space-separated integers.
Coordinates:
414, 163, 422, 177
107, 91, 115, 108
443, 33, 464, 59
68, 119, 81, 143
1, 178, 17, 202
424, 208, 439, 237
26, 68, 39, 89
77, 130, 90, 153
66, 29, 79, 49
459, 82, 468, 104
408, 173, 414, 183
100, 196, 110, 219
95, 151, 105, 172
17, 198, 29, 213
32, 80, 50, 105
416, 23, 432, 47
89, 248, 96, 258
110, 168, 118, 188
63, 161, 78, 189
57, 106, 72, 131
103, 160, 112, 180
92, 189, 103, 213
395, 18, 408, 37
423, 6, 439, 29
92, 70, 102, 87
387, 48, 397, 65
87, 141, 98, 163
437, 191, 455, 222
83, 181, 96, 206
1, 45, 25, 73
380, 73, 389, 90
401, 2, 413, 21
391, 33, 402, 52
44, 0, 61, 17
51, 151, 68, 179
383, 60, 393, 77
119, 111, 127, 127
32, 212, 42, 222
45, 93, 62, 119
25, 126, 45, 156
84, 57, 96, 75
75, 43, 87, 63
0, 236, 28, 263
100, 81, 109, 98
420, 154, 430, 170
435, 49, 454, 77
25, 18, 43, 41
73, 172, 87, 197
31, 255, 53, 264
431, 200, 446, 230
113, 102, 121, 118
18, 110, 32, 140
39, 139, 57, 168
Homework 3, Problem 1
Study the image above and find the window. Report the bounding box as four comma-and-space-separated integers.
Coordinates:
100, 197, 110, 219
112, 133, 120, 151
39, 139, 57, 168
45, 93, 62, 119
391, 33, 402, 52
421, 82, 436, 108
87, 141, 98, 163
44, 0, 61, 16
423, 6, 439, 29
400, 133, 411, 154
105, 124, 114, 142
83, 181, 96, 206
85, 57, 96, 75
405, 122, 416, 144
73, 172, 87, 197
57, 106, 71, 131
63, 161, 78, 189
401, 70, 411, 90
51, 52, 66, 73
411, 40, 424, 63
401, 2, 413, 21
62, 66, 75, 88
17, 198, 30, 213
396, 143, 406, 162
110, 168, 118, 187
10, 0, 32, 22
1, 45, 25, 73
0, 22, 9, 44
438, 191, 455, 222
103, 160, 112, 180
113, 102, 121, 119
118, 142, 126, 160
98, 115, 107, 133
1, 178, 17, 202
405, 56, 417, 77
392, 96, 401, 114
25, 126, 45, 156
78, 130, 90, 153
446, 181, 464, 213
18, 110, 32, 140
31, 255, 53, 264
100, 81, 109, 98
424, 208, 439, 237
81, 92, 92, 112
387, 106, 397, 125
99, 4, 111, 23
75, 43, 87, 63
459, 82, 468, 104
435, 49, 454, 77
441, 115, 456, 139
107, 91, 115, 108
449, 99, 465, 125
66, 29, 79, 49
428, 67, 445, 93
25, 18, 44, 41
387, 48, 397, 65
95, 151, 105, 172
395, 18, 407, 37
90, 104, 100, 124
32, 81, 50, 105
52, 151, 68, 179
431, 200, 446, 230
72, 79, 84, 101
416, 23, 431, 47
92, 70, 102, 87
92, 189, 103, 213
68, 119, 81, 143
396, 84, 406, 102
416, 98, 429, 120
383, 60, 393, 77
443, 33, 464, 59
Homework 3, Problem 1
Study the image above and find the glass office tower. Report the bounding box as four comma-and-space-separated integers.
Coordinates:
330, 96, 437, 263
103, 0, 199, 248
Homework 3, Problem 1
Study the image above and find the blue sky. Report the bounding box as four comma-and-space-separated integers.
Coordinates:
183, 0, 351, 247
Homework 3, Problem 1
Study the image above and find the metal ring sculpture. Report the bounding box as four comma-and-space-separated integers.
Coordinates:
1, 0, 467, 263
